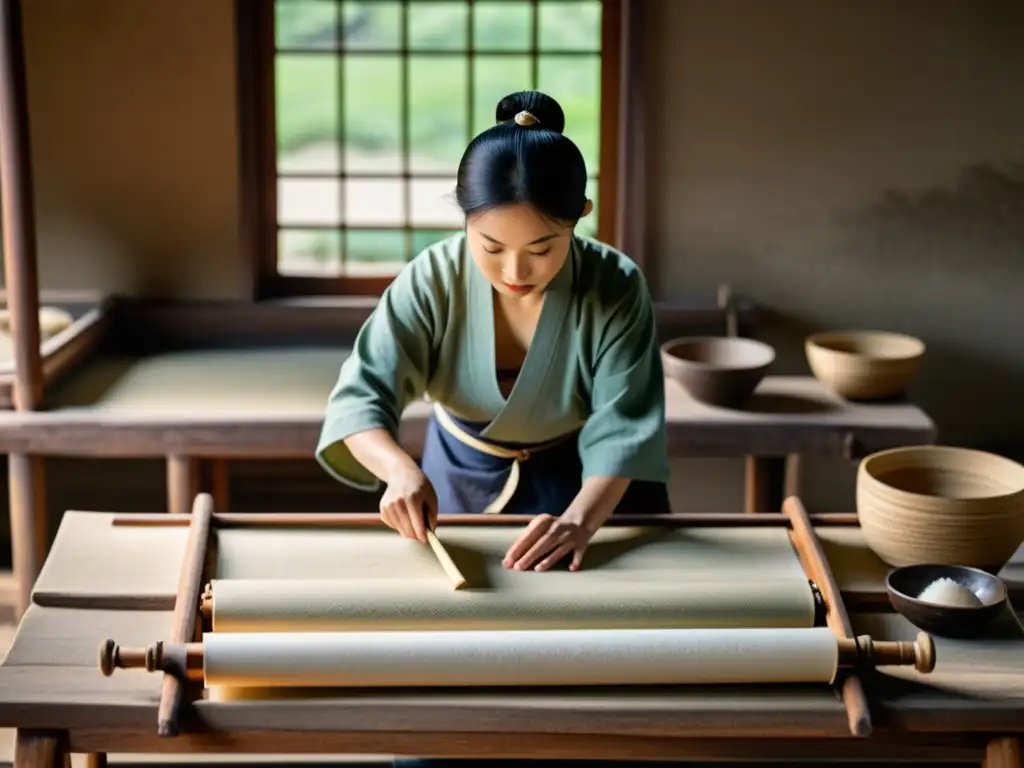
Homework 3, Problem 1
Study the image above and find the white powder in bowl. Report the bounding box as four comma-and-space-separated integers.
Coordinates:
916, 577, 983, 607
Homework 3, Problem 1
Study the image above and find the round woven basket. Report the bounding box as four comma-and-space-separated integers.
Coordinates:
857, 445, 1024, 573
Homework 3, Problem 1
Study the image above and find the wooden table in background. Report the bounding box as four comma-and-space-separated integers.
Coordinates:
664, 375, 938, 513
0, 355, 937, 516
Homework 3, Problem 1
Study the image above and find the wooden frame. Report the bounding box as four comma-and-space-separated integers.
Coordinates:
0, 0, 45, 622
3, 495, 1021, 767
238, 0, 639, 299
100, 499, 945, 740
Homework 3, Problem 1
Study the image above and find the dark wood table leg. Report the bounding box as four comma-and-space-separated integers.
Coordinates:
744, 455, 787, 513
208, 458, 231, 511
985, 738, 1022, 768
8, 453, 46, 619
83, 754, 108, 768
13, 730, 67, 768
166, 455, 199, 514
784, 453, 802, 498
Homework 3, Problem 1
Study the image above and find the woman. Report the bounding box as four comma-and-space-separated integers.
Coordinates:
316, 90, 670, 573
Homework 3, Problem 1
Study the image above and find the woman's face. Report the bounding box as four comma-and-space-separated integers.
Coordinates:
466, 201, 591, 300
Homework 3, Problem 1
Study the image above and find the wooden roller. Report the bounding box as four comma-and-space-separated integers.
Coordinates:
198, 578, 832, 629
99, 630, 936, 681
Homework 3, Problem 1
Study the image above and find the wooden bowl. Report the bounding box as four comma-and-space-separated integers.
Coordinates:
886, 564, 1007, 638
660, 336, 775, 409
858, 446, 1024, 573
805, 330, 924, 399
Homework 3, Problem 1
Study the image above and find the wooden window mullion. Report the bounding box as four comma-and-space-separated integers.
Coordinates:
466, 0, 474, 147
530, 0, 539, 89
400, 0, 412, 263
337, 0, 347, 274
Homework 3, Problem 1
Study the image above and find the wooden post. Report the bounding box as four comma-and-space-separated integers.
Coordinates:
984, 738, 1022, 768
614, 0, 646, 267
0, 0, 47, 619
7, 454, 43, 614
208, 458, 231, 511
783, 495, 873, 737
744, 456, 786, 513
0, 0, 41, 409
13, 729, 67, 768
158, 492, 215, 736
166, 456, 200, 515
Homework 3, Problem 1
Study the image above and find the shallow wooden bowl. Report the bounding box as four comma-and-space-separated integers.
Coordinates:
886, 564, 1007, 638
805, 330, 924, 399
858, 446, 1024, 573
660, 336, 775, 409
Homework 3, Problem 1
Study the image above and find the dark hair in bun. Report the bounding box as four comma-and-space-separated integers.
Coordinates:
454, 90, 588, 223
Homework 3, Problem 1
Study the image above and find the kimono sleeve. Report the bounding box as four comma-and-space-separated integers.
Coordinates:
315, 254, 445, 491
577, 272, 670, 484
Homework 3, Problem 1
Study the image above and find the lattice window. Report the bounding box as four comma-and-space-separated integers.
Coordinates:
250, 0, 619, 296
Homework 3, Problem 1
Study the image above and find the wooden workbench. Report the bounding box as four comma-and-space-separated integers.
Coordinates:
0, 506, 1019, 767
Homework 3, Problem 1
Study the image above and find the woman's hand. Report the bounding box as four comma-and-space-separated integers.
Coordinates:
502, 513, 594, 572
379, 461, 438, 544
343, 428, 438, 543
503, 476, 633, 571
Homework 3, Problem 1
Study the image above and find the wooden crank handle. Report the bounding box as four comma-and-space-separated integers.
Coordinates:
871, 631, 936, 674
99, 639, 203, 680
99, 638, 162, 676
837, 632, 936, 674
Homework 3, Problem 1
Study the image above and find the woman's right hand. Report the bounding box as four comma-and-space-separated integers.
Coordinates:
342, 429, 439, 543
379, 460, 439, 543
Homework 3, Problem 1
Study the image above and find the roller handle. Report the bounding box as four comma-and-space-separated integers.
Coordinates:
99, 638, 203, 680
99, 638, 162, 676
838, 632, 936, 674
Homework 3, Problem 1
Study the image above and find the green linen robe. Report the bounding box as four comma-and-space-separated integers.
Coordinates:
316, 232, 669, 493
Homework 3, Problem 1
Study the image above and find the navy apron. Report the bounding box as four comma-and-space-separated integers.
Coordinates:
421, 403, 672, 516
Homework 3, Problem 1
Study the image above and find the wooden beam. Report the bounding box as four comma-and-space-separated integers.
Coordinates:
0, 0, 47, 621
597, 0, 622, 248
7, 452, 43, 619
615, 0, 648, 272
0, 0, 41, 409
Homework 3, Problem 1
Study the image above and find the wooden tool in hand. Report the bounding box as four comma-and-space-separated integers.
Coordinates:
424, 504, 467, 590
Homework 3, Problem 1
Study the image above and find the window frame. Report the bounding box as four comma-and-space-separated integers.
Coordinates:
236, 0, 641, 300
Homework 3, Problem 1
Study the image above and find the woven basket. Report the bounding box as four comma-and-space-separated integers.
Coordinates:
857, 445, 1024, 573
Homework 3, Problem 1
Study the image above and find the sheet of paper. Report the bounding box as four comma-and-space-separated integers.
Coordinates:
213, 525, 818, 629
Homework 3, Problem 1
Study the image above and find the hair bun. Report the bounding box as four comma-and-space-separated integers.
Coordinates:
495, 90, 565, 134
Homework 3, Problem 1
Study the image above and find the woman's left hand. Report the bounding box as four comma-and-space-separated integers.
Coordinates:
502, 513, 594, 571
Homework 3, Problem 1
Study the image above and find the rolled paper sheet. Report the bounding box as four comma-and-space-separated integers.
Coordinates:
209, 577, 818, 632
214, 526, 813, 588
202, 627, 840, 688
